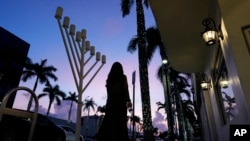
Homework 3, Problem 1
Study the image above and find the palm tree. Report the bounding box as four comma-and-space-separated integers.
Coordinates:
82, 97, 97, 137
128, 26, 167, 64
181, 100, 196, 126
64, 91, 78, 124
157, 67, 194, 141
38, 84, 66, 117
128, 26, 174, 140
171, 72, 192, 141
22, 58, 58, 111
140, 26, 196, 140
128, 113, 142, 139
121, 1, 154, 140
156, 100, 175, 140
83, 96, 97, 117
181, 100, 197, 141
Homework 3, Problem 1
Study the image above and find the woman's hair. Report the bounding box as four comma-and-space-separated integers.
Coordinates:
106, 62, 124, 86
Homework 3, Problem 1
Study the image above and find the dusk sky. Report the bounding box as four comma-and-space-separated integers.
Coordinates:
1, 0, 167, 131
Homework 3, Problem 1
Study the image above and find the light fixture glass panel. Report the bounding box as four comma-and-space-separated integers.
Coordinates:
201, 81, 209, 90
219, 78, 228, 88
200, 73, 210, 90
202, 30, 216, 45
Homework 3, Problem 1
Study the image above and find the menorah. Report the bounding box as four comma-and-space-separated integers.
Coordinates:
55, 7, 106, 141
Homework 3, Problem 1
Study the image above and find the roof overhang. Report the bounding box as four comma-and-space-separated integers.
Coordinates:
149, 0, 212, 73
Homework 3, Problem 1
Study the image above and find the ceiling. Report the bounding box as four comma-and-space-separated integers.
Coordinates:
149, 0, 216, 73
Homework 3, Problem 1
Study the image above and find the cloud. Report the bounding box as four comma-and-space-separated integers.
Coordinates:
53, 100, 77, 123
22, 92, 30, 98
38, 105, 47, 115
152, 111, 168, 132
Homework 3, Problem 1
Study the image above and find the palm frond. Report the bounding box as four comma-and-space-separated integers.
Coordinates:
22, 71, 35, 82
38, 93, 48, 99
40, 59, 47, 66
121, 0, 134, 17
127, 36, 138, 53
64, 92, 78, 102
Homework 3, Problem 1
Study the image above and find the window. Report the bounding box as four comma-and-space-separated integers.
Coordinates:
213, 47, 238, 123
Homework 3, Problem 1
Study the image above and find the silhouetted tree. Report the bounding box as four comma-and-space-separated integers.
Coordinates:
38, 84, 66, 117
64, 91, 78, 124
129, 26, 178, 139
121, 1, 156, 138
22, 59, 57, 111
83, 97, 97, 137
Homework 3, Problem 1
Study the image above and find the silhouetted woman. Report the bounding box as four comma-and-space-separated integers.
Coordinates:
93, 62, 132, 141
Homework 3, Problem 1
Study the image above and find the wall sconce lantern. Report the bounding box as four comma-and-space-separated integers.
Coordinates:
201, 17, 224, 45
201, 73, 211, 90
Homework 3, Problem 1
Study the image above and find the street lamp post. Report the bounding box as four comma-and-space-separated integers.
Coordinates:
55, 7, 106, 141
162, 59, 174, 140
161, 59, 170, 123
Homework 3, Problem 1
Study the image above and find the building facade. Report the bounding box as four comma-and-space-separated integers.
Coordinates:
0, 27, 30, 108
149, 0, 250, 141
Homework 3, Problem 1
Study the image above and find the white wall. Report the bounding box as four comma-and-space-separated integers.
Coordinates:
202, 1, 250, 141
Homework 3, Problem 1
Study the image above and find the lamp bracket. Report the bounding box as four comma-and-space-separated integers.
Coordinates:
218, 24, 224, 40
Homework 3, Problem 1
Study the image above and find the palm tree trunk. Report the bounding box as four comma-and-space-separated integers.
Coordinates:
27, 77, 39, 111
47, 100, 52, 117
185, 118, 192, 141
166, 71, 175, 141
174, 86, 186, 141
135, 0, 154, 140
